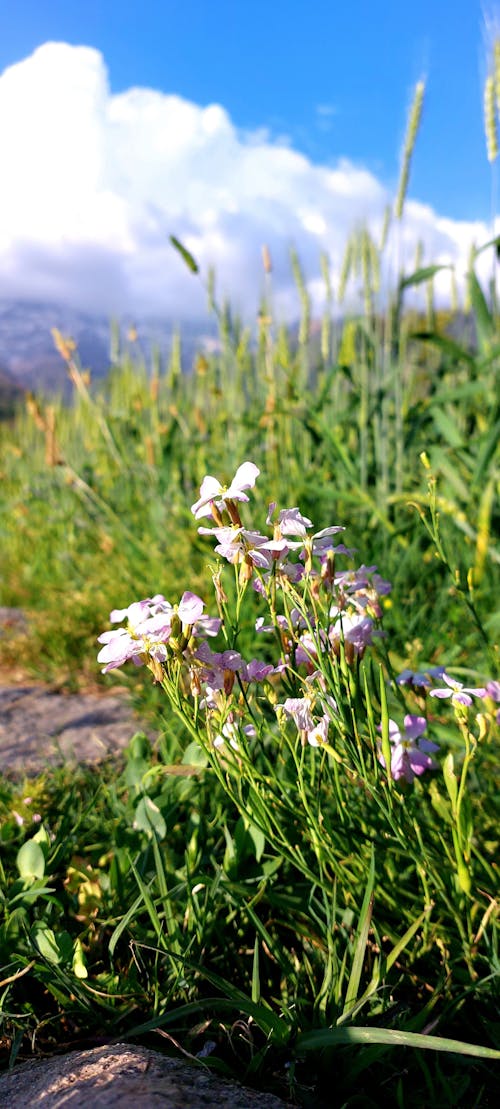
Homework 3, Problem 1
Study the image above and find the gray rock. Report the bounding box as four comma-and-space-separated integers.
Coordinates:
0, 684, 144, 774
0, 1043, 289, 1107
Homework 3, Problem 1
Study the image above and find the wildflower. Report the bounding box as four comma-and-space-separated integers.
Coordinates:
328, 607, 376, 658
279, 696, 315, 732
198, 525, 269, 566
97, 592, 206, 673
278, 674, 337, 746
277, 507, 314, 536
213, 714, 256, 750
429, 674, 486, 707
396, 666, 446, 689
484, 679, 500, 702
241, 658, 275, 682
379, 716, 439, 783
483, 680, 500, 724
306, 715, 330, 747
176, 590, 204, 627
191, 462, 260, 520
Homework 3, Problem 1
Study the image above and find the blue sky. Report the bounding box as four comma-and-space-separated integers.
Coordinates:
0, 1, 497, 318
0, 0, 491, 219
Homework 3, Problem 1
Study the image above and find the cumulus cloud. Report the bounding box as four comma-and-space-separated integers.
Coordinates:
0, 42, 492, 320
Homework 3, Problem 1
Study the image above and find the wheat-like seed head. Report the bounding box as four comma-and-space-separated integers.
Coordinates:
484, 74, 499, 162
338, 237, 353, 303
395, 80, 425, 220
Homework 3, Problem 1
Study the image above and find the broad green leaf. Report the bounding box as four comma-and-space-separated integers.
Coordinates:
17, 840, 45, 880
31, 925, 61, 964
181, 740, 209, 767
133, 796, 166, 839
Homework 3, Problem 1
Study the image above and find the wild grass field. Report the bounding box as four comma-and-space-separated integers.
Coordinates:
0, 82, 499, 1107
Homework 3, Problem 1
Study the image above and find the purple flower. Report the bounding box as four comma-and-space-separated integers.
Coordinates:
278, 675, 337, 746
396, 666, 446, 690
191, 462, 260, 519
97, 597, 174, 672
379, 716, 439, 783
328, 607, 376, 656
198, 525, 269, 565
177, 591, 205, 626
97, 592, 207, 674
277, 507, 314, 537
279, 696, 315, 732
483, 681, 500, 725
484, 680, 500, 702
241, 658, 275, 682
429, 674, 487, 707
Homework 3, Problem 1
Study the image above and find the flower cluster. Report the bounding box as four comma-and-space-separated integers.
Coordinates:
97, 592, 219, 674
98, 461, 497, 781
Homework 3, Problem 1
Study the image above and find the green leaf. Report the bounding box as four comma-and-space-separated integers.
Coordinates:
169, 235, 199, 274
181, 740, 209, 767
31, 924, 61, 964
296, 1025, 500, 1060
234, 816, 266, 863
133, 796, 166, 839
429, 780, 452, 825
429, 408, 464, 449
442, 752, 458, 813
400, 264, 451, 290
16, 840, 46, 880
342, 847, 375, 1015
127, 732, 151, 760
472, 419, 500, 488
411, 331, 475, 368
467, 270, 495, 352
124, 756, 150, 792
73, 938, 88, 979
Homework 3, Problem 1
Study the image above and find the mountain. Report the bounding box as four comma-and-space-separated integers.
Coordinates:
0, 365, 25, 419
0, 300, 214, 397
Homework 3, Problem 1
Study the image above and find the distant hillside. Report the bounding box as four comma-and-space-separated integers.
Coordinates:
0, 366, 25, 420
0, 300, 215, 397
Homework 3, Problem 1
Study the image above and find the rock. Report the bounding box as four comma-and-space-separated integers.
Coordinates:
0, 607, 28, 635
0, 684, 145, 775
0, 1043, 289, 1107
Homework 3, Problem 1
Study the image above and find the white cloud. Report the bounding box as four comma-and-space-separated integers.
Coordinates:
0, 42, 493, 320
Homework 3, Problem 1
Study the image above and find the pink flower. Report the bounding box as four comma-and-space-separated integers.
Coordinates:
277, 507, 313, 537
379, 716, 438, 783
328, 608, 376, 656
177, 591, 205, 626
191, 462, 260, 520
429, 674, 486, 707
